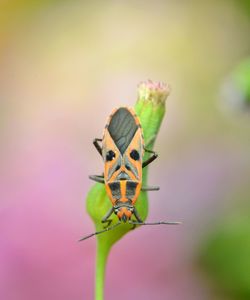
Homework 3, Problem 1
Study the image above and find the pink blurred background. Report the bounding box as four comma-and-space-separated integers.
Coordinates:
1, 1, 250, 299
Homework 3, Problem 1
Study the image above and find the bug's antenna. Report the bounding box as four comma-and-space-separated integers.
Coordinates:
129, 221, 182, 226
78, 221, 122, 242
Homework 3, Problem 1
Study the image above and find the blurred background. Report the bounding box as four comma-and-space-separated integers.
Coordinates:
1, 1, 250, 299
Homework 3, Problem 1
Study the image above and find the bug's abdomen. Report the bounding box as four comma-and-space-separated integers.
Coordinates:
105, 180, 141, 205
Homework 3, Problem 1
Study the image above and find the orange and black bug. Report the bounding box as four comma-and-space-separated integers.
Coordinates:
80, 107, 180, 241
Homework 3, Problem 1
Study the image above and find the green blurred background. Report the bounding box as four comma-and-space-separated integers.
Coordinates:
1, 1, 250, 299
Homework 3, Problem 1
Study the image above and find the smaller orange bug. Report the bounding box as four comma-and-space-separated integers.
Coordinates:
80, 107, 180, 241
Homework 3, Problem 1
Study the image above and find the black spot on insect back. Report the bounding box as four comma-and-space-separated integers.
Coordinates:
108, 108, 138, 155
106, 150, 115, 161
130, 149, 140, 160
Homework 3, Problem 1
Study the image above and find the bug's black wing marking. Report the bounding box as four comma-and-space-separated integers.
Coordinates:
108, 108, 138, 155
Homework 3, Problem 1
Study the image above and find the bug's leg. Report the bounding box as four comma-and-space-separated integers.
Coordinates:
142, 148, 158, 168
141, 186, 160, 191
130, 219, 138, 230
93, 138, 102, 156
89, 175, 105, 184
101, 207, 114, 228
133, 207, 143, 223
130, 208, 181, 226
130, 208, 143, 230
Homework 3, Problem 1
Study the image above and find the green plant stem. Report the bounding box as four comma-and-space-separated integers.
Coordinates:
95, 239, 110, 300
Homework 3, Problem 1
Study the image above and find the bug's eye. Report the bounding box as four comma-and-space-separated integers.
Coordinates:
130, 149, 140, 161
106, 150, 116, 161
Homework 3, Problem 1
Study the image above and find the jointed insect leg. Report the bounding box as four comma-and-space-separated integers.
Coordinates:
130, 208, 143, 230
142, 148, 158, 168
130, 220, 138, 230
141, 186, 160, 191
93, 138, 102, 156
133, 207, 143, 223
89, 175, 104, 184
101, 207, 114, 228
129, 208, 181, 226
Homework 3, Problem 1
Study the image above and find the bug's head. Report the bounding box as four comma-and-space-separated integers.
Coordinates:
114, 206, 134, 223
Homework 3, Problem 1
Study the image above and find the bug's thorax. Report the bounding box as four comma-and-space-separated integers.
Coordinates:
102, 126, 144, 183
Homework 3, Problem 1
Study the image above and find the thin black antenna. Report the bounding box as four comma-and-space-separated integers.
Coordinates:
78, 222, 122, 242
128, 221, 182, 226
